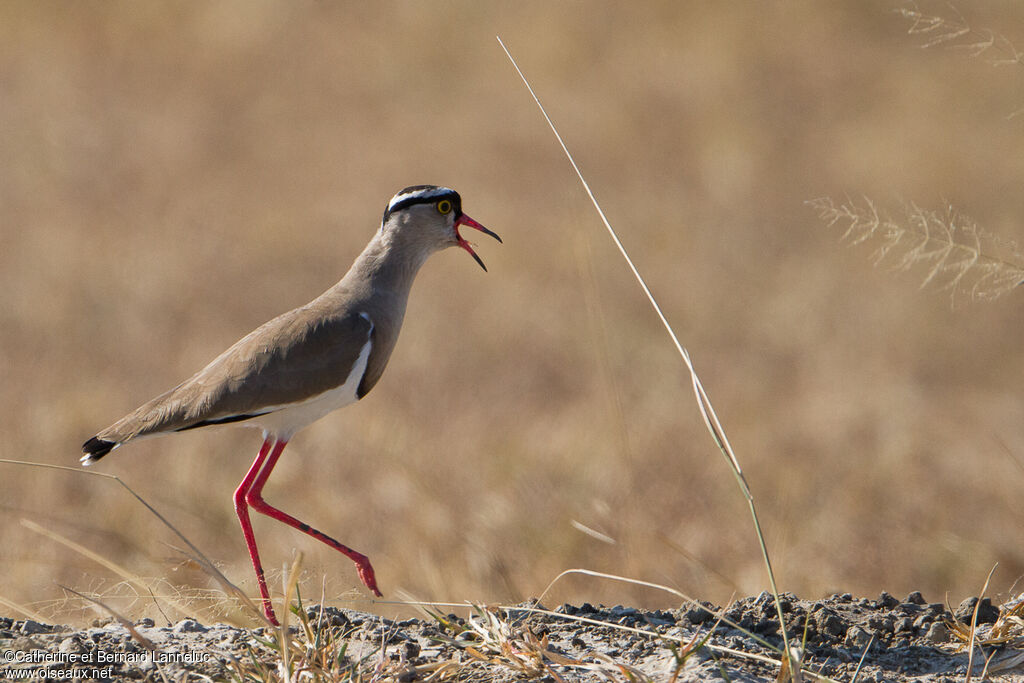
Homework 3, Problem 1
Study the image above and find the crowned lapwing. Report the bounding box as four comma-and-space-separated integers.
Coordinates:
81, 185, 501, 625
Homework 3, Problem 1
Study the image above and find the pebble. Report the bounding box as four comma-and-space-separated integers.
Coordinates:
877, 591, 899, 608
19, 620, 48, 635
682, 604, 715, 625
844, 625, 873, 649
609, 605, 638, 619
640, 610, 675, 627
912, 614, 933, 630
905, 591, 926, 605
894, 616, 915, 634
924, 622, 950, 644
58, 636, 87, 654
867, 615, 894, 633
813, 609, 846, 637
173, 618, 207, 633
954, 597, 999, 625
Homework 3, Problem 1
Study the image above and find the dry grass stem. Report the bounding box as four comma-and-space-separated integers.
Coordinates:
946, 589, 1024, 676
0, 595, 47, 623
56, 584, 158, 653
54, 585, 171, 683
499, 34, 796, 674
20, 518, 185, 622
849, 634, 874, 683
0, 459, 268, 626
531, 568, 791, 659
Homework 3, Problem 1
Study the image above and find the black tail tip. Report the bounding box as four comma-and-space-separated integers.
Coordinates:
81, 436, 116, 465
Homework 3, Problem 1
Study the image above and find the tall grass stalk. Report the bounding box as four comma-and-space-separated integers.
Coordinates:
965, 563, 998, 683
497, 36, 795, 671
0, 458, 269, 626
21, 518, 181, 623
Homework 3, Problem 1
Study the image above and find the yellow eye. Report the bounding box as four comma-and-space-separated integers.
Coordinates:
436, 199, 453, 215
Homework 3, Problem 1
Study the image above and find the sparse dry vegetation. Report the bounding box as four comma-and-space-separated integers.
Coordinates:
807, 197, 1024, 303
1, 6, 1023, 675
897, 2, 1024, 71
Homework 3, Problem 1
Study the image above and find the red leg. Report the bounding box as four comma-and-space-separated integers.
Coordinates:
246, 439, 382, 598
233, 438, 280, 625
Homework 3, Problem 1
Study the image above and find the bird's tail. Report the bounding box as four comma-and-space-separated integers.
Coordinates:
81, 436, 118, 465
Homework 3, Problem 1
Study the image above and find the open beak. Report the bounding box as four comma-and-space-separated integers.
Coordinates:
454, 213, 502, 271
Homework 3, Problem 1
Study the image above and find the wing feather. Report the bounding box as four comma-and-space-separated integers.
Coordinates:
96, 306, 376, 442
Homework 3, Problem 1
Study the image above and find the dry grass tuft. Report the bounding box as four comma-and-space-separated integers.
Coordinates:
808, 197, 1024, 303
228, 595, 395, 682
897, 2, 1024, 69
946, 591, 1024, 677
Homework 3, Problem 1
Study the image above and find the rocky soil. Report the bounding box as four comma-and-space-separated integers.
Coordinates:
2, 592, 1022, 681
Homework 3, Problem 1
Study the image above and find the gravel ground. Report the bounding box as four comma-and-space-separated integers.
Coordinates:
2, 593, 1022, 681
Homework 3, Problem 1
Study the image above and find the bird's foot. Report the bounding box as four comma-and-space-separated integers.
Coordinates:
262, 602, 281, 627
355, 559, 383, 598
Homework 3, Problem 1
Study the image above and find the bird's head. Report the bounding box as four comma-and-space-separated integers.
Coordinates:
381, 185, 501, 271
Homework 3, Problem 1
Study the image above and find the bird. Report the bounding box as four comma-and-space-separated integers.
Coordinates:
80, 185, 501, 625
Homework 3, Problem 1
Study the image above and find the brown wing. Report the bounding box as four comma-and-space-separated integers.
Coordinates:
96, 306, 375, 442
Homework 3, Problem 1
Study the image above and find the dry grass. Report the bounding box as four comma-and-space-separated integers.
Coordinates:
808, 197, 1024, 303
2, 0, 1024, 624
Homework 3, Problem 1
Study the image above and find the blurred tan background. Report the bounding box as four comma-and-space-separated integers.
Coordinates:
2, 1, 1022, 623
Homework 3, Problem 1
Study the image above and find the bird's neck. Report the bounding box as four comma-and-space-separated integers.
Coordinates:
345, 229, 434, 299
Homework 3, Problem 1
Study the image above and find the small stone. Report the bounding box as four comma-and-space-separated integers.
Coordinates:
173, 619, 207, 633
905, 591, 926, 605
137, 653, 156, 671
10, 636, 42, 652
894, 616, 915, 634
867, 615, 894, 633
641, 610, 675, 626
683, 605, 714, 625
58, 636, 87, 654
954, 597, 999, 625
19, 620, 47, 635
925, 622, 950, 644
135, 618, 155, 628
814, 609, 846, 638
913, 614, 933, 630
844, 625, 873, 650
877, 591, 899, 608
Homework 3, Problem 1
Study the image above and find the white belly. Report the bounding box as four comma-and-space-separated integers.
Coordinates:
247, 333, 373, 441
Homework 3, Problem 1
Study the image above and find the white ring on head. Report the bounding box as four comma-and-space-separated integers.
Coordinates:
386, 186, 455, 214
